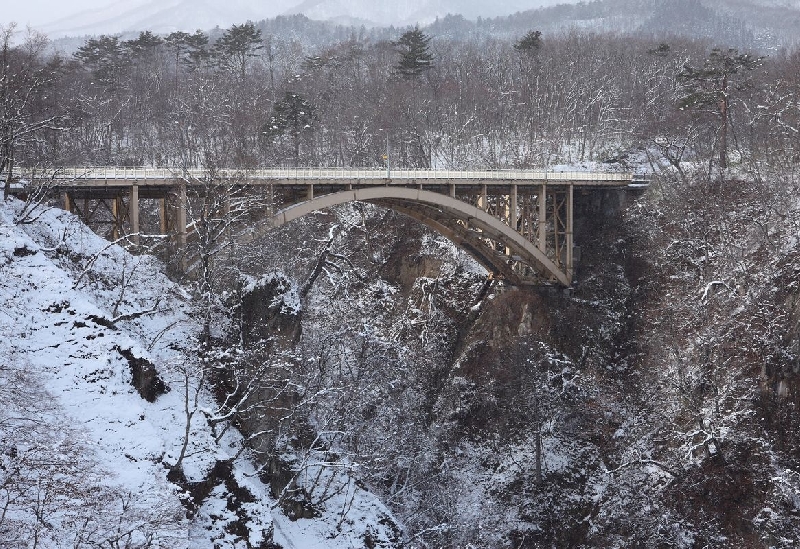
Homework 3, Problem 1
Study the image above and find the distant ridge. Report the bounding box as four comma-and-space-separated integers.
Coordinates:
33, 0, 800, 52
36, 0, 562, 38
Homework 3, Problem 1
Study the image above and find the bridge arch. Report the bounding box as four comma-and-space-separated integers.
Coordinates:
265, 187, 569, 286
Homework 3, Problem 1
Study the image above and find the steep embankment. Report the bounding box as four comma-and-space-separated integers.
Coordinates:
0, 198, 401, 549
614, 177, 800, 547
0, 199, 195, 547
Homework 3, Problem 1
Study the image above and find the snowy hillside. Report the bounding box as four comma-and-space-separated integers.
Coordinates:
0, 197, 401, 548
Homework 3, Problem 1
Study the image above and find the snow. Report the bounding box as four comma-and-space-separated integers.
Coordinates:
0, 202, 191, 547
0, 197, 402, 548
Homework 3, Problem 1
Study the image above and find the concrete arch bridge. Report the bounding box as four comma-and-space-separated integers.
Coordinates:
17, 167, 645, 286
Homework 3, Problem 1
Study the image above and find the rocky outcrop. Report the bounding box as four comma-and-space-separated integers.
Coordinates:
239, 273, 302, 347
115, 345, 169, 402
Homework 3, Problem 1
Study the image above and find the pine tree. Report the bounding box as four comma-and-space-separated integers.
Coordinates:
263, 92, 315, 166
514, 30, 542, 53
123, 31, 163, 59
166, 31, 209, 69
74, 35, 128, 88
677, 48, 762, 172
213, 22, 263, 79
395, 27, 433, 79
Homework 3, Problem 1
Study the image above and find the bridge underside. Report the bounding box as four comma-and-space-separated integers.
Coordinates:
263, 187, 572, 285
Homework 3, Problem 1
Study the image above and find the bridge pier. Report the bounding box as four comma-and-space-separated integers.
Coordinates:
538, 184, 547, 251
111, 195, 122, 240
62, 192, 73, 214
159, 197, 168, 234
566, 185, 574, 281
177, 183, 187, 248
130, 185, 140, 245
509, 184, 518, 230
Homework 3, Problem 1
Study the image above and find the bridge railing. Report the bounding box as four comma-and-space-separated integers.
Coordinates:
13, 166, 635, 183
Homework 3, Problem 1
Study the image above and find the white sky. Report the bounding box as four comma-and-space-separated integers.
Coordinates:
5, 0, 572, 32
5, 0, 143, 26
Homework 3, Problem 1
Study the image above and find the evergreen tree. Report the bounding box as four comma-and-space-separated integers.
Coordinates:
165, 30, 209, 89
514, 30, 542, 53
74, 35, 128, 88
677, 48, 762, 172
123, 31, 163, 59
213, 22, 263, 79
263, 92, 315, 166
395, 27, 433, 79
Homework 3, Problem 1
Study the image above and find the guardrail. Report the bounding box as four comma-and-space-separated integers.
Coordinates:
13, 167, 636, 183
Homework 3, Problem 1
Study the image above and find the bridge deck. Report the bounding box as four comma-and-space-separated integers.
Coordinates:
16, 167, 637, 188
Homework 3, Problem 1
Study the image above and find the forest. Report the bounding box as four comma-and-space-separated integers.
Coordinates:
2, 3, 800, 547
3, 11, 798, 179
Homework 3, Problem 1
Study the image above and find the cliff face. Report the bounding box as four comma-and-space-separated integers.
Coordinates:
229, 175, 799, 547
617, 177, 800, 548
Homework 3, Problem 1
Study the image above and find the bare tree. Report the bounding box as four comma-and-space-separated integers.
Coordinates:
1, 25, 66, 199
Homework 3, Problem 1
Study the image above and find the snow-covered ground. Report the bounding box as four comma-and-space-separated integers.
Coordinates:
0, 197, 401, 548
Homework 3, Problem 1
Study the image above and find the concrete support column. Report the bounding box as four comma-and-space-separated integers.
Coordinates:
538, 184, 547, 251
177, 183, 187, 248
449, 183, 456, 198
62, 192, 73, 213
111, 196, 121, 240
159, 197, 168, 234
566, 184, 574, 284
307, 184, 314, 200
509, 184, 518, 230
130, 185, 140, 246
479, 184, 487, 211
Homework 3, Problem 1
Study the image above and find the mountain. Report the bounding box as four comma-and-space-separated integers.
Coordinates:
38, 0, 800, 52
284, 0, 551, 26
37, 0, 563, 38
455, 0, 800, 51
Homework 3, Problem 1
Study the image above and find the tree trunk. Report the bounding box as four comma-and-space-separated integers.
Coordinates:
3, 154, 12, 201
719, 75, 729, 172
534, 390, 542, 485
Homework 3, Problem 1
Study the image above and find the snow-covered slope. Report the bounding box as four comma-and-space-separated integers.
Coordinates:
0, 197, 402, 548
0, 200, 199, 547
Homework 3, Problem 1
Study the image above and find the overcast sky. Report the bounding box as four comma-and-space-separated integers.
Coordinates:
6, 0, 142, 26
6, 0, 571, 31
